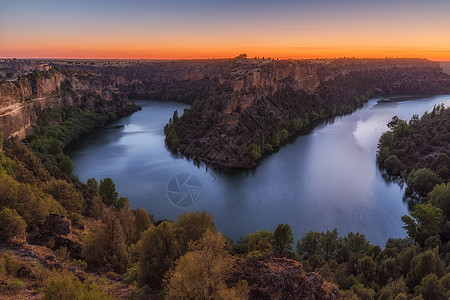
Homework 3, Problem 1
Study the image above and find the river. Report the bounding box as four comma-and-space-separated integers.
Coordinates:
67, 95, 450, 246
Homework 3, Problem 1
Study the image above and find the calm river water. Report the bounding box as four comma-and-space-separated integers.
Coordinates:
67, 95, 450, 245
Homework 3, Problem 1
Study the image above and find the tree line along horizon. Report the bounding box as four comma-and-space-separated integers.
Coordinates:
0, 102, 449, 299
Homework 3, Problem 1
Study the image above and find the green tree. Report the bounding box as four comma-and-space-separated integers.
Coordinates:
0, 208, 27, 241
133, 208, 153, 242
164, 231, 249, 300
248, 144, 261, 161
175, 211, 216, 253
401, 204, 444, 245
235, 230, 273, 254
405, 168, 442, 198
406, 247, 445, 290
383, 155, 405, 176
87, 178, 99, 193
414, 273, 447, 300
272, 224, 294, 258
428, 182, 450, 218
296, 231, 322, 260
321, 228, 342, 260
99, 177, 119, 207
82, 208, 128, 273
44, 179, 84, 213
59, 155, 74, 176
138, 221, 179, 289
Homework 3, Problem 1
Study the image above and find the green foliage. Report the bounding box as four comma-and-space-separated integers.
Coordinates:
43, 271, 116, 300
0, 208, 27, 241
406, 168, 442, 199
138, 221, 179, 289
272, 224, 294, 258
59, 155, 74, 176
133, 208, 153, 242
99, 177, 119, 207
383, 155, 405, 176
235, 230, 273, 254
248, 144, 261, 161
44, 179, 84, 213
164, 231, 248, 300
377, 105, 450, 183
428, 182, 450, 218
414, 273, 447, 300
0, 254, 21, 276
401, 204, 444, 245
175, 211, 216, 253
406, 247, 445, 290
82, 208, 128, 273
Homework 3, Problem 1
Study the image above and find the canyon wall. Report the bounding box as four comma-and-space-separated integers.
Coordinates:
165, 58, 450, 169
0, 68, 134, 140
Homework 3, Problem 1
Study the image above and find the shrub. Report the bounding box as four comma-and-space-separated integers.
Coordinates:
0, 208, 27, 241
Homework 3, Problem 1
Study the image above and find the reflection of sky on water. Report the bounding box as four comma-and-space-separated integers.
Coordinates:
67, 96, 450, 246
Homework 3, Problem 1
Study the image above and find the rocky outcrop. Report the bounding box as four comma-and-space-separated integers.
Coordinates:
227, 255, 340, 300
42, 213, 71, 235
39, 213, 83, 259
0, 67, 137, 140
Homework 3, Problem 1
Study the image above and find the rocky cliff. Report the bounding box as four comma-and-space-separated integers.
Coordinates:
227, 255, 340, 300
0, 67, 136, 140
169, 58, 450, 169
51, 58, 450, 169
53, 59, 234, 103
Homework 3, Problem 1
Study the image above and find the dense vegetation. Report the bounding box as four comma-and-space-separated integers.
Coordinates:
165, 60, 450, 169
1, 94, 449, 298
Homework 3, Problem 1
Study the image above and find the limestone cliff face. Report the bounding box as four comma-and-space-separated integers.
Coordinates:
54, 60, 234, 103
0, 69, 133, 140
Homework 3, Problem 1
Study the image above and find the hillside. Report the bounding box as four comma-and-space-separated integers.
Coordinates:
168, 58, 450, 169
0, 67, 138, 140
52, 58, 450, 169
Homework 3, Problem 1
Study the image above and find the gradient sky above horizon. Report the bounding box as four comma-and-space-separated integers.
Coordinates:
1, 0, 450, 60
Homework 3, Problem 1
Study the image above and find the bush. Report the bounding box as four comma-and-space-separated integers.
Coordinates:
43, 271, 116, 300
0, 208, 27, 241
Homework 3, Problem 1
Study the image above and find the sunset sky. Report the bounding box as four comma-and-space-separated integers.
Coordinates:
1, 0, 449, 60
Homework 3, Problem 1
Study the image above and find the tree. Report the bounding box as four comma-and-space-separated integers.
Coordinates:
86, 178, 99, 193
383, 155, 405, 176
235, 230, 273, 254
44, 179, 84, 213
99, 177, 119, 207
138, 221, 179, 289
297, 231, 322, 260
272, 224, 294, 257
428, 183, 450, 218
0, 208, 27, 241
82, 208, 128, 273
321, 228, 342, 260
406, 247, 445, 290
59, 155, 74, 176
405, 168, 442, 198
414, 273, 447, 300
133, 208, 153, 242
401, 204, 444, 245
164, 231, 249, 300
175, 211, 216, 252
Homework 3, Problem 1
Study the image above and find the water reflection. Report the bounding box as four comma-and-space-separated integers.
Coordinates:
67, 96, 450, 246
